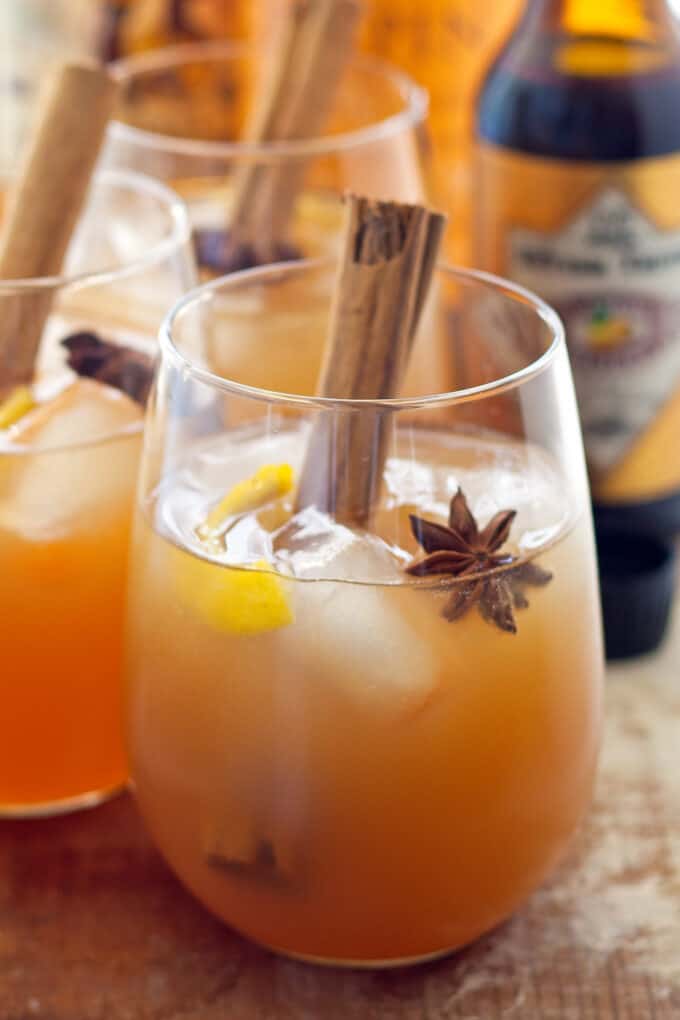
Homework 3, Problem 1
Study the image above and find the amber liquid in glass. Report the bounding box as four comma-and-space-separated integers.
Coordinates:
0, 387, 142, 814
0, 281, 151, 813
126, 425, 603, 964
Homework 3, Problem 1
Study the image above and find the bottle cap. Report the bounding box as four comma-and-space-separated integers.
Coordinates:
597, 530, 676, 661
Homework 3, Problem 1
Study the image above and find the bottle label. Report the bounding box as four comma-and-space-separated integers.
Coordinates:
476, 143, 680, 504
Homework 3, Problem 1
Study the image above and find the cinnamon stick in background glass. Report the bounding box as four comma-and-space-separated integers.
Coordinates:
222, 0, 362, 271
176, 0, 362, 275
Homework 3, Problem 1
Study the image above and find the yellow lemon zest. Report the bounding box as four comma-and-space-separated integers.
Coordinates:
175, 553, 293, 635
197, 463, 294, 541
0, 386, 35, 429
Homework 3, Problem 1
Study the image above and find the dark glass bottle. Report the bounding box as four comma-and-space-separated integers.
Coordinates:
475, 1, 680, 655
478, 0, 680, 161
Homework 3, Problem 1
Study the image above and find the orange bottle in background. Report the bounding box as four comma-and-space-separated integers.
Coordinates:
98, 0, 257, 60
358, 0, 523, 262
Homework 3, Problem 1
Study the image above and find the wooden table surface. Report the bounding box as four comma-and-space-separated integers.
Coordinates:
2, 612, 679, 1020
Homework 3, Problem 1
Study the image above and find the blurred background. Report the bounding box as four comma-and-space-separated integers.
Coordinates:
0, 0, 522, 263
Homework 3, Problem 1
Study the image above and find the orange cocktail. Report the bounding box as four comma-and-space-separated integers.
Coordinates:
125, 261, 604, 966
127, 428, 602, 964
0, 381, 142, 812
0, 168, 193, 816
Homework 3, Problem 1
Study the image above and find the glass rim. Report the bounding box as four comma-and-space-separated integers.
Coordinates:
109, 41, 429, 160
0, 168, 192, 294
160, 258, 566, 411
0, 169, 187, 456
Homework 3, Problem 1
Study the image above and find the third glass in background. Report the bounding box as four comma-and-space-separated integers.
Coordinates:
103, 41, 430, 269
92, 0, 523, 264
102, 42, 430, 396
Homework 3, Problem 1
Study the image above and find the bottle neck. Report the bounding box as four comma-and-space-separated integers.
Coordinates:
526, 0, 677, 38
514, 0, 680, 76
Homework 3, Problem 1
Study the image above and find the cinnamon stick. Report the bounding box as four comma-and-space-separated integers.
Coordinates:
211, 0, 361, 272
295, 194, 446, 526
0, 62, 118, 390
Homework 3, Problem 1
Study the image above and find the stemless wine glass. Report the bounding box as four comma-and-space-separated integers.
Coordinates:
103, 42, 430, 396
0, 168, 194, 817
125, 260, 604, 967
103, 41, 430, 271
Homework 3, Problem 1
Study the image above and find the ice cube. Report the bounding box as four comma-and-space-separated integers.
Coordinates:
282, 577, 437, 717
0, 379, 142, 538
274, 506, 407, 582
272, 510, 436, 712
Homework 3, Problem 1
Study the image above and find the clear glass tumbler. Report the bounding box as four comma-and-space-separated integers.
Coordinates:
0, 168, 194, 817
103, 41, 430, 273
125, 260, 604, 966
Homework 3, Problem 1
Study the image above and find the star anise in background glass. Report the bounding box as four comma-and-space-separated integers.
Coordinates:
61, 332, 154, 407
406, 488, 552, 634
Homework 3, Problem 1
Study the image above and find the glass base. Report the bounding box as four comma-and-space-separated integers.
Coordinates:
0, 781, 126, 819
267, 944, 456, 970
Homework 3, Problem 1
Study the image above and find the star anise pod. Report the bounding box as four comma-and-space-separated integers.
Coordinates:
193, 228, 302, 275
61, 332, 154, 407
406, 488, 552, 633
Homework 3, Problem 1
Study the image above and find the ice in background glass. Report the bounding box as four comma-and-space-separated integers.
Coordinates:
103, 42, 429, 270
0, 169, 194, 817
125, 260, 604, 966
